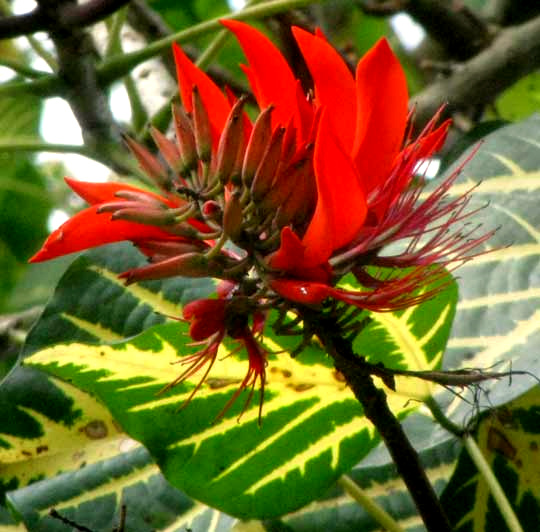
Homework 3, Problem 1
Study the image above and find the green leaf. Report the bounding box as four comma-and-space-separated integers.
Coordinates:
24, 320, 375, 519
0, 94, 50, 260
21, 243, 215, 357
494, 72, 540, 122
0, 368, 236, 531
19, 245, 458, 519
0, 93, 51, 312
441, 385, 540, 532
148, 0, 230, 32
349, 272, 458, 400
274, 438, 461, 531
438, 114, 540, 420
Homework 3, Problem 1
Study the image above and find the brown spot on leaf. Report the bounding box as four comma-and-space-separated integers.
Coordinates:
81, 420, 108, 439
270, 367, 292, 378
487, 427, 516, 460
530, 441, 538, 452
21, 450, 32, 457
206, 377, 239, 389
72, 450, 84, 462
36, 445, 48, 454
496, 407, 518, 429
333, 370, 346, 382
288, 383, 315, 392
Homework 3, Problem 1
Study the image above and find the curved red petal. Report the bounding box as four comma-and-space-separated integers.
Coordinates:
29, 207, 175, 262
65, 177, 178, 207
172, 42, 230, 144
292, 26, 356, 151
221, 20, 297, 129
269, 279, 331, 305
353, 38, 408, 193
411, 119, 451, 161
268, 227, 305, 271
301, 111, 367, 266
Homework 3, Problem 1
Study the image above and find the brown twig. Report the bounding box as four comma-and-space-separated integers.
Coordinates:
33, 0, 127, 170
406, 0, 492, 60
126, 0, 248, 93
361, 0, 491, 59
412, 13, 540, 129
0, 0, 131, 40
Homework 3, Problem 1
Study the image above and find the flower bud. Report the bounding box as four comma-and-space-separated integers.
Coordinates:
110, 205, 178, 225
172, 103, 198, 172
273, 157, 314, 228
214, 97, 247, 184
192, 86, 212, 163
250, 126, 285, 202
167, 222, 201, 239
123, 135, 171, 190
223, 190, 244, 242
119, 252, 219, 284
135, 239, 206, 261
261, 152, 311, 213
202, 200, 222, 221
97, 200, 149, 214
242, 106, 273, 187
114, 189, 170, 208
150, 127, 183, 175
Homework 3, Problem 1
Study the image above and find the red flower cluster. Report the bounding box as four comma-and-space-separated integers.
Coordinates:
31, 22, 491, 420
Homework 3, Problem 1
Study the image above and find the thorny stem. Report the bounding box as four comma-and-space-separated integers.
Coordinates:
308, 311, 452, 532
463, 435, 524, 532
338, 475, 404, 532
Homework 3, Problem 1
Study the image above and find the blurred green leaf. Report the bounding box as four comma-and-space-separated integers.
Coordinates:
494, 73, 540, 122
149, 0, 230, 31
0, 92, 51, 313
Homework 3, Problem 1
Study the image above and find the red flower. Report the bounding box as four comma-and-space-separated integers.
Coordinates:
30, 22, 492, 420
171, 296, 267, 424
218, 21, 489, 310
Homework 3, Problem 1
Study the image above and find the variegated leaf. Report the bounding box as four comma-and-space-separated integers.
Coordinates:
278, 438, 460, 532
441, 385, 540, 531
0, 368, 235, 531
432, 114, 540, 430
20, 248, 457, 518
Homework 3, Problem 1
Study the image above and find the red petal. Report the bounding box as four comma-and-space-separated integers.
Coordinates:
270, 279, 332, 305
221, 20, 298, 129
184, 299, 226, 341
65, 177, 178, 208
292, 26, 356, 151
301, 111, 367, 265
353, 38, 408, 193
268, 227, 305, 271
29, 207, 174, 262
411, 119, 451, 161
172, 42, 230, 145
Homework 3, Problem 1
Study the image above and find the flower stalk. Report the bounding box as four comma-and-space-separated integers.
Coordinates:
308, 309, 452, 532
